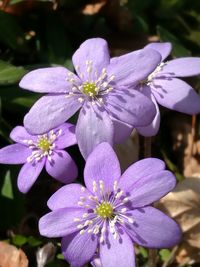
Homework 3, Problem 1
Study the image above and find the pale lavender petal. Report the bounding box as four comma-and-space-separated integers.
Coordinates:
125, 206, 181, 248
107, 49, 161, 86
10, 126, 37, 145
91, 255, 102, 267
47, 184, 91, 210
54, 123, 77, 149
137, 85, 160, 136
62, 231, 98, 267
76, 102, 114, 159
39, 208, 86, 237
159, 57, 200, 77
152, 78, 200, 114
24, 94, 82, 134
122, 170, 176, 207
105, 88, 156, 126
17, 158, 45, 193
100, 228, 135, 267
118, 158, 165, 191
72, 38, 110, 81
45, 150, 77, 184
20, 67, 80, 93
112, 117, 133, 143
144, 42, 172, 61
84, 142, 121, 195
0, 144, 30, 164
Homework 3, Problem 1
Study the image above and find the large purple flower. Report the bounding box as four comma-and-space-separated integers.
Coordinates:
0, 123, 77, 193
136, 42, 200, 136
39, 142, 181, 267
19, 38, 161, 158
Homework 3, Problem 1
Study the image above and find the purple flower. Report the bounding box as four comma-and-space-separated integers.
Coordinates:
136, 42, 200, 136
39, 142, 181, 267
19, 38, 161, 158
0, 123, 78, 193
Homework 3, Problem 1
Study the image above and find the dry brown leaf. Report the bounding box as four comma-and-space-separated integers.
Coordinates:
157, 177, 200, 264
0, 241, 28, 267
82, 0, 106, 15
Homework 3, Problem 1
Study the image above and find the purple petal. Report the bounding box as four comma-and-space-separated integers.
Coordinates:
24, 94, 82, 134
39, 207, 86, 237
10, 126, 37, 145
122, 171, 176, 207
144, 42, 172, 61
159, 57, 200, 77
100, 228, 135, 267
54, 123, 77, 149
118, 158, 165, 191
45, 150, 77, 184
62, 231, 98, 267
72, 38, 110, 81
152, 78, 200, 114
84, 142, 121, 195
76, 102, 114, 159
107, 49, 161, 86
126, 206, 181, 248
112, 117, 133, 143
105, 88, 156, 127
0, 144, 30, 164
137, 85, 160, 136
17, 159, 45, 193
47, 184, 91, 210
19, 67, 80, 93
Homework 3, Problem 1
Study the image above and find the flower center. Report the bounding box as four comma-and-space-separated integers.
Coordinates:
37, 137, 51, 152
82, 82, 98, 96
95, 201, 113, 218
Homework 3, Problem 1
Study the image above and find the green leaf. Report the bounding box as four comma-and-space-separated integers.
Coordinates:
12, 235, 27, 246
0, 11, 27, 52
0, 60, 26, 85
56, 253, 64, 260
159, 249, 171, 262
27, 236, 42, 247
139, 247, 148, 258
157, 25, 191, 57
1, 170, 13, 199
9, 0, 25, 4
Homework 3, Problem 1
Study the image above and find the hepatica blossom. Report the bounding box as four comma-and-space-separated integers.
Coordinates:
0, 123, 77, 193
136, 42, 200, 136
39, 142, 181, 267
19, 38, 162, 158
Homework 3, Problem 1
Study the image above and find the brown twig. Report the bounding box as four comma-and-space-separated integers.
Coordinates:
162, 246, 178, 267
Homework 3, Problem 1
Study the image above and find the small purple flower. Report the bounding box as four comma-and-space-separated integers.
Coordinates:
136, 42, 200, 136
39, 142, 181, 267
19, 38, 161, 158
0, 123, 78, 193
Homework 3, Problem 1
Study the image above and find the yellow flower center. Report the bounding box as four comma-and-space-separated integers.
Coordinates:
95, 202, 113, 218
82, 82, 98, 96
37, 137, 51, 152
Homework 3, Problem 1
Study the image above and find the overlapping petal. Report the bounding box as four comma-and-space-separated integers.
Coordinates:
0, 144, 30, 164
125, 206, 181, 248
105, 88, 156, 127
84, 142, 121, 195
17, 158, 45, 193
72, 38, 110, 81
144, 42, 172, 61
107, 49, 161, 86
39, 208, 86, 237
159, 57, 200, 77
100, 228, 135, 267
111, 117, 133, 143
54, 123, 77, 149
45, 150, 77, 184
47, 184, 91, 210
24, 94, 82, 134
62, 231, 98, 267
152, 78, 200, 114
118, 158, 165, 191
10, 126, 37, 144
19, 67, 80, 93
76, 103, 114, 159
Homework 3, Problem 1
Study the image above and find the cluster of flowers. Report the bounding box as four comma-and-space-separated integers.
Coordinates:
1, 38, 200, 267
